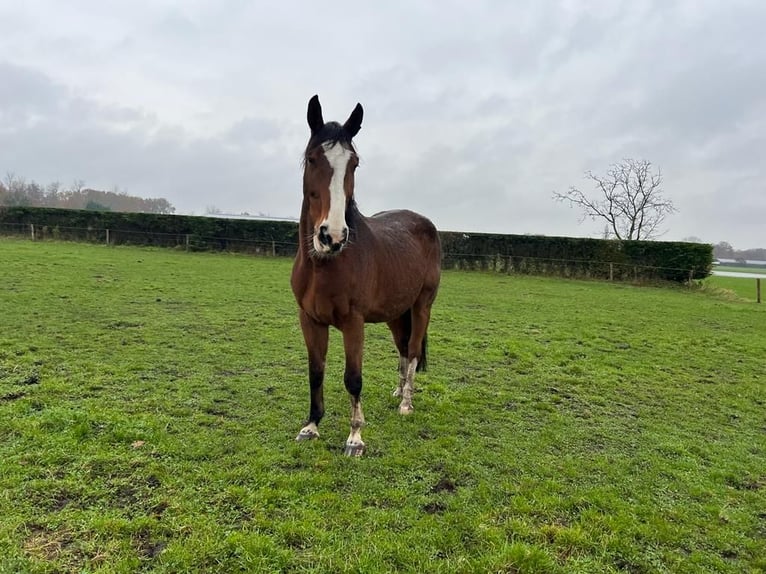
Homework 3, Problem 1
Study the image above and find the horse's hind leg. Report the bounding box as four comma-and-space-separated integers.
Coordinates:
386, 313, 410, 399
394, 356, 407, 398
296, 312, 329, 441
399, 297, 435, 415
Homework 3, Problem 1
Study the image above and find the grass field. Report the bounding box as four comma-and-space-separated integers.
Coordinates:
1, 238, 765, 573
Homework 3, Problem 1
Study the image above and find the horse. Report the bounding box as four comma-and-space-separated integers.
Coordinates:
290, 95, 442, 456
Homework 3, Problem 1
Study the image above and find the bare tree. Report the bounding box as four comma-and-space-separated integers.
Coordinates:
554, 159, 676, 240
713, 242, 735, 258
45, 181, 61, 207
68, 179, 86, 194
2, 172, 30, 206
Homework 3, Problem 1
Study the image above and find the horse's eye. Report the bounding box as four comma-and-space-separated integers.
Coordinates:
307, 157, 315, 165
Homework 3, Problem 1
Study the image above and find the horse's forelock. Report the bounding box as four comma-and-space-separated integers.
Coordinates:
305, 122, 356, 157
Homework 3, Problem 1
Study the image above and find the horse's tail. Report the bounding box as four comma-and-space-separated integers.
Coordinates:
417, 333, 428, 372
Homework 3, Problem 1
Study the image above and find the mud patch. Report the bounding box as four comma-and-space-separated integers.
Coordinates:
423, 500, 447, 514
133, 527, 166, 560
1, 391, 25, 402
23, 525, 77, 562
431, 476, 457, 494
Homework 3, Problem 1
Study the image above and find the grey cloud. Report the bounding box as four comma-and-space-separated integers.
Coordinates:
0, 61, 299, 217
1, 1, 765, 248
0, 62, 64, 117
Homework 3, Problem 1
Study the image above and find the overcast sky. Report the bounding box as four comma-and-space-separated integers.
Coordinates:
1, 1, 764, 248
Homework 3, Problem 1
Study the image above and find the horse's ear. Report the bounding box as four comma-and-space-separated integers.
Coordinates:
307, 95, 324, 134
343, 103, 363, 138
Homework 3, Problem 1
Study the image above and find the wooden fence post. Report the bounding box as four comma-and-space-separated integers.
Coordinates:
106, 229, 110, 245
272, 241, 276, 257
185, 234, 190, 251
757, 278, 761, 304
609, 263, 614, 281
30, 223, 35, 240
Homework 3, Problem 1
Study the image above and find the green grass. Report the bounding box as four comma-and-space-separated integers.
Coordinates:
1, 238, 765, 573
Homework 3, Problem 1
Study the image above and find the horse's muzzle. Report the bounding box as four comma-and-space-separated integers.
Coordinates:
316, 225, 348, 255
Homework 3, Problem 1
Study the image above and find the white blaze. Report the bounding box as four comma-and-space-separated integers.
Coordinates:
319, 142, 351, 246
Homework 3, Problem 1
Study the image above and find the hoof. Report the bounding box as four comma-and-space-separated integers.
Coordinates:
344, 441, 365, 457
296, 427, 319, 441
392, 387, 402, 397
398, 404, 414, 415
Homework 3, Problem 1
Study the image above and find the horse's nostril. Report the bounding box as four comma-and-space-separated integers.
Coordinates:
318, 225, 332, 247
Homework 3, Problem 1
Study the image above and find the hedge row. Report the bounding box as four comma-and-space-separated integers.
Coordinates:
0, 206, 712, 282
439, 231, 713, 282
0, 206, 299, 256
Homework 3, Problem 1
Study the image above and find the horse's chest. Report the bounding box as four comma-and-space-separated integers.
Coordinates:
297, 271, 352, 325
302, 292, 350, 325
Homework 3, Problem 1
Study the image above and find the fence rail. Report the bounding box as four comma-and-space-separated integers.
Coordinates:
1, 221, 709, 285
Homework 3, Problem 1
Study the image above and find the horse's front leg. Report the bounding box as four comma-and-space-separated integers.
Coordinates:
342, 318, 365, 456
296, 311, 329, 441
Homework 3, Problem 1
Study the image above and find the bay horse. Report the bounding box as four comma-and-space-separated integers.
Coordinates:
290, 95, 441, 456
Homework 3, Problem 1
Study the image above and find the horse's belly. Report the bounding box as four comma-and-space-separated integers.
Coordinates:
363, 285, 421, 323
303, 290, 410, 325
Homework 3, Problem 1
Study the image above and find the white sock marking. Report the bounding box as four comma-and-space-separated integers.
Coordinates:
346, 398, 365, 454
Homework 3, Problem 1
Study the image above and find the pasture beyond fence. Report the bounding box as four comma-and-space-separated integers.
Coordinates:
713, 270, 763, 303
0, 206, 713, 284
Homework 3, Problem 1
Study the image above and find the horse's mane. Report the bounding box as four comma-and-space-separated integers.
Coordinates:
345, 197, 361, 230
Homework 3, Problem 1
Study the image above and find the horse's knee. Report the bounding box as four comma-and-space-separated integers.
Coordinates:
344, 370, 363, 397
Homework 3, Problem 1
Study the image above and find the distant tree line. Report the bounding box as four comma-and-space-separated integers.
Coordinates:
713, 241, 766, 262
0, 173, 175, 214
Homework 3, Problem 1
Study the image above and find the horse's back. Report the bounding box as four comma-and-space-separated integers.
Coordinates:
369, 209, 441, 253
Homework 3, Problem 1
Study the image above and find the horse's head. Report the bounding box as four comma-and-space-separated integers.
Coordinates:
302, 95, 363, 256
